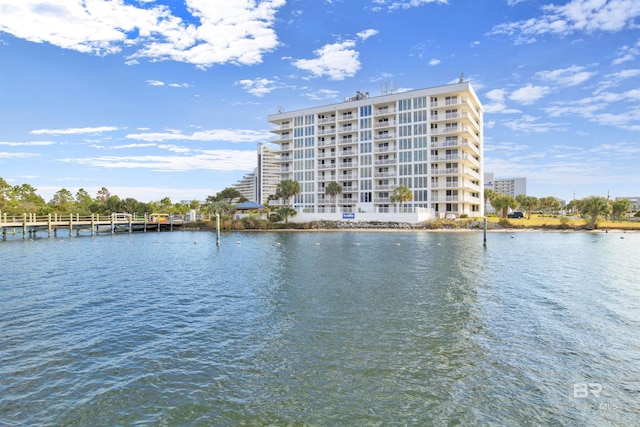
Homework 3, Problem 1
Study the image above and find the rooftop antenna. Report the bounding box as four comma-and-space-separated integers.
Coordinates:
458, 72, 464, 83
277, 105, 284, 113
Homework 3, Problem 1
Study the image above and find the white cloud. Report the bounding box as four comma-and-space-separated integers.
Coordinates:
293, 40, 361, 80
306, 89, 340, 100
235, 78, 276, 97
30, 126, 120, 135
0, 152, 42, 158
147, 80, 165, 86
612, 41, 640, 65
59, 149, 257, 172
0, 0, 286, 68
490, 0, 640, 43
357, 29, 378, 40
503, 114, 566, 132
377, 0, 448, 11
428, 58, 441, 66
126, 128, 271, 143
509, 84, 551, 105
0, 141, 55, 146
535, 65, 597, 86
594, 68, 640, 93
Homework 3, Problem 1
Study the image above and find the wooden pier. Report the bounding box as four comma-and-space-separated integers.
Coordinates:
0, 212, 183, 240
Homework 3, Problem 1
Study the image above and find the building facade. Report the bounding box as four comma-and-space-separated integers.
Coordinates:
484, 173, 527, 198
233, 143, 280, 204
267, 82, 484, 220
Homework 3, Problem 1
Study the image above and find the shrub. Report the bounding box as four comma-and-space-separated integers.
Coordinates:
459, 213, 469, 218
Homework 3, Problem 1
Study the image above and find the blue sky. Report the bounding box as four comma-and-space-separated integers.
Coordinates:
0, 0, 638, 204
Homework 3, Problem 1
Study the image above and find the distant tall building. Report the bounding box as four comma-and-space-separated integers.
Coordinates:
233, 143, 279, 204
484, 173, 526, 198
268, 82, 484, 221
256, 143, 280, 204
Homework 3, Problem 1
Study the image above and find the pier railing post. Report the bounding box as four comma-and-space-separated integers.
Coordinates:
22, 213, 27, 240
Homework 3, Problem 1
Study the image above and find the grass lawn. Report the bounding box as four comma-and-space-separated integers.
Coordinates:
486, 214, 640, 230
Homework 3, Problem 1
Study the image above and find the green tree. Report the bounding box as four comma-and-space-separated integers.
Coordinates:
95, 187, 111, 204
580, 196, 611, 229
390, 185, 413, 212
566, 199, 584, 215
214, 187, 244, 204
277, 206, 297, 224
48, 188, 75, 213
158, 197, 173, 212
276, 179, 301, 207
491, 194, 518, 218
538, 196, 561, 215
516, 195, 539, 219
10, 184, 46, 214
75, 188, 93, 214
484, 188, 495, 216
325, 181, 342, 213
611, 199, 630, 221
0, 177, 11, 212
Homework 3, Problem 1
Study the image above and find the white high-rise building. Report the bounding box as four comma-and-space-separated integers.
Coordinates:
484, 173, 527, 198
268, 82, 484, 221
233, 143, 280, 204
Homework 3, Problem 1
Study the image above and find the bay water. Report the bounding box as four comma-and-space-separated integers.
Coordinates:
1, 230, 639, 426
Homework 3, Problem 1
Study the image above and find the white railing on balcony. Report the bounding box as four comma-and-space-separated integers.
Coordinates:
338, 161, 358, 168
374, 158, 396, 165
318, 139, 336, 147
374, 145, 396, 153
374, 120, 397, 128
374, 171, 396, 177
318, 163, 336, 170
374, 107, 396, 115
338, 137, 359, 145
339, 149, 358, 157
374, 133, 396, 141
318, 117, 335, 124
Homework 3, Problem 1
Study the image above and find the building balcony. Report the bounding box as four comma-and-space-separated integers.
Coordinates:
374, 106, 396, 116
338, 112, 357, 122
339, 173, 358, 180
374, 171, 396, 178
430, 138, 480, 155
318, 139, 336, 147
318, 129, 336, 136
375, 184, 395, 191
318, 117, 336, 124
431, 167, 480, 180
431, 154, 480, 167
338, 125, 358, 133
270, 133, 292, 143
374, 145, 396, 153
374, 120, 397, 128
374, 158, 397, 166
338, 161, 358, 169
374, 197, 391, 203
318, 152, 335, 159
318, 163, 336, 170
374, 133, 396, 141
338, 137, 359, 145
339, 149, 358, 157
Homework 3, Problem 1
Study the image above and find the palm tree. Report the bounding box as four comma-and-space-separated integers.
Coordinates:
484, 188, 495, 215
491, 194, 518, 218
325, 181, 342, 213
390, 185, 413, 212
611, 199, 630, 221
275, 179, 301, 223
580, 196, 611, 229
516, 194, 539, 219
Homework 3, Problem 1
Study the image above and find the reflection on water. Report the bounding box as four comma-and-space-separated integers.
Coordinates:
1, 231, 638, 425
